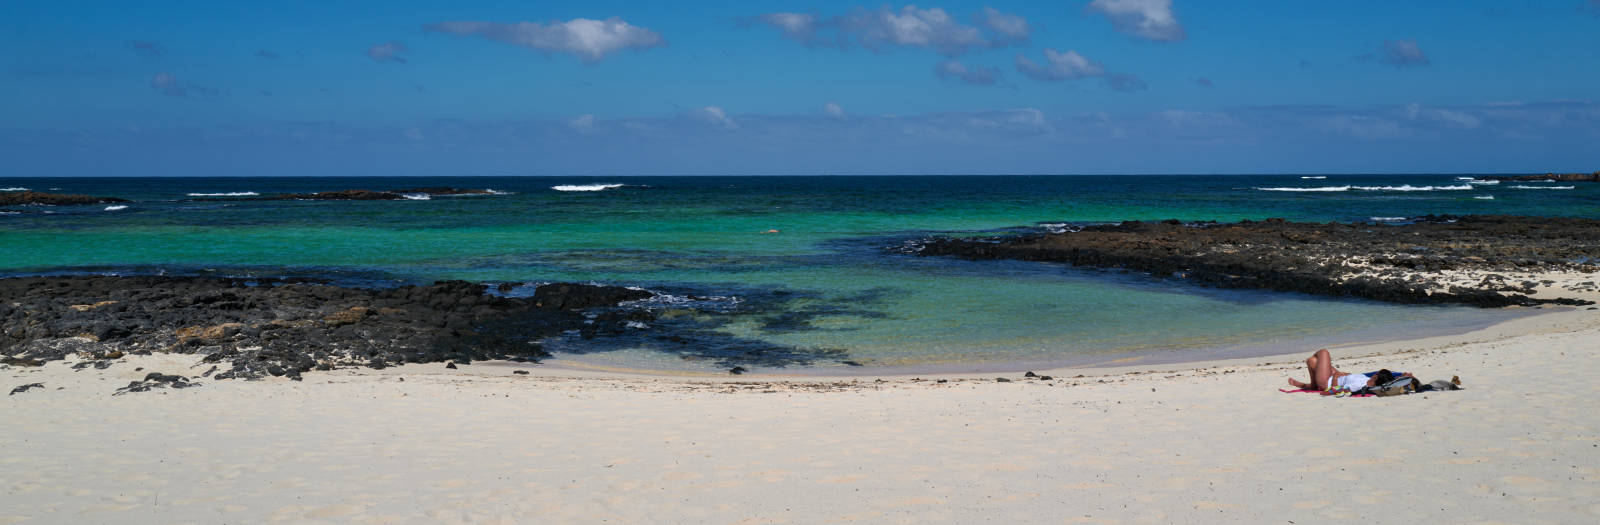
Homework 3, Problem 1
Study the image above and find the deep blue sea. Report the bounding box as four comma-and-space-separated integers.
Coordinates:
4, 175, 1595, 373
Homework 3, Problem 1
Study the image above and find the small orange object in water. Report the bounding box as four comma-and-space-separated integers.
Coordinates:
763, 229, 780, 234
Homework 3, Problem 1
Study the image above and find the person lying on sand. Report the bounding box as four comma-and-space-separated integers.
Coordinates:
1287, 348, 1413, 395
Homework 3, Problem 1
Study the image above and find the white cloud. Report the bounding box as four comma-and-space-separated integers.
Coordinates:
756, 13, 821, 44
935, 60, 1001, 85
366, 41, 408, 63
841, 6, 984, 55
692, 106, 738, 129
570, 114, 598, 133
1378, 39, 1429, 67
150, 72, 218, 98
1015, 49, 1104, 81
977, 6, 1031, 43
824, 101, 846, 118
425, 17, 664, 62
1087, 0, 1185, 42
754, 5, 1029, 56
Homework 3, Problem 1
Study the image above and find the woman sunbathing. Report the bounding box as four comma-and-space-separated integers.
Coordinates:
1287, 348, 1410, 394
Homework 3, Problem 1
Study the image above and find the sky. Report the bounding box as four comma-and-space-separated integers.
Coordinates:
3, 0, 1599, 176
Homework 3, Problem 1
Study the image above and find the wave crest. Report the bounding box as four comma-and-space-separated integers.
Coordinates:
552, 184, 625, 192
1254, 184, 1473, 192
1509, 185, 1576, 189
187, 192, 259, 197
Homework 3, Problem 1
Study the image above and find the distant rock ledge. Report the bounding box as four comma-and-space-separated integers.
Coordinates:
0, 191, 129, 206
918, 215, 1600, 308
1479, 172, 1600, 183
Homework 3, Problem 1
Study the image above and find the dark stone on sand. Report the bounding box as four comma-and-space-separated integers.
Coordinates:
918, 215, 1600, 308
1024, 371, 1038, 378
512, 370, 529, 375
729, 366, 748, 375
0, 191, 129, 206
841, 360, 863, 367
114, 373, 197, 395
9, 382, 44, 395
445, 362, 457, 369
996, 377, 1012, 383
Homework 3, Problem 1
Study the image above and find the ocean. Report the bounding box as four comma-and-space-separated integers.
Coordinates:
4, 175, 1596, 373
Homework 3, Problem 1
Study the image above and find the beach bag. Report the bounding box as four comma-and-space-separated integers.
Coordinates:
1361, 376, 1420, 397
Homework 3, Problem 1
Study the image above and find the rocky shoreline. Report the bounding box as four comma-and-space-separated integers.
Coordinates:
0, 276, 653, 383
918, 215, 1600, 308
1479, 172, 1599, 183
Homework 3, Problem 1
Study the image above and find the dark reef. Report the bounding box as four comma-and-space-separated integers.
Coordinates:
1479, 172, 1599, 183
918, 215, 1600, 308
0, 191, 129, 206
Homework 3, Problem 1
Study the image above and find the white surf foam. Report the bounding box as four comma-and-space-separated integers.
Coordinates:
1300, 176, 1327, 179
1256, 184, 1472, 192
0, 187, 28, 191
1474, 195, 1495, 200
1350, 184, 1473, 191
1369, 216, 1407, 221
1255, 186, 1352, 192
400, 193, 431, 200
552, 184, 625, 192
187, 192, 259, 197
1467, 180, 1498, 185
1509, 185, 1575, 189
1455, 177, 1475, 181
104, 205, 129, 211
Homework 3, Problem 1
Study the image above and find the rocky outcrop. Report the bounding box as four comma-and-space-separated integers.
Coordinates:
1479, 172, 1600, 183
0, 276, 655, 380
0, 191, 129, 206
918, 215, 1600, 308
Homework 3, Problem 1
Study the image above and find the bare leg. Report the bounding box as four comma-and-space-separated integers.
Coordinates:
1288, 349, 1336, 391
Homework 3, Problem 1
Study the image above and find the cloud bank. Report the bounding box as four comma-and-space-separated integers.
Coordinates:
366, 41, 408, 63
1087, 0, 1185, 42
754, 5, 1029, 56
424, 17, 664, 62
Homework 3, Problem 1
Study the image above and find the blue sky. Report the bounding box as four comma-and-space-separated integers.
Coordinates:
3, 0, 1599, 176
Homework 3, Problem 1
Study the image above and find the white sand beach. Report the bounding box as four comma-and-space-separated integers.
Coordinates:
4, 300, 1598, 524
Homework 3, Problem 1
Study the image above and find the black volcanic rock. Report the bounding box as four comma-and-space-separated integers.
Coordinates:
0, 276, 657, 380
0, 191, 129, 206
1479, 172, 1600, 183
918, 215, 1600, 308
532, 283, 654, 310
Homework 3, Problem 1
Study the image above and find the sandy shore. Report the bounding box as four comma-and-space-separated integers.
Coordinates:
4, 302, 1599, 523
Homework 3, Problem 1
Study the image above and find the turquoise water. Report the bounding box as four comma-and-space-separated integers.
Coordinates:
4, 175, 1595, 372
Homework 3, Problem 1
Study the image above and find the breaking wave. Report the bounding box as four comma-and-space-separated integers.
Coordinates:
552, 184, 625, 192
0, 187, 29, 191
104, 205, 129, 211
1509, 185, 1575, 190
187, 192, 259, 197
1255, 184, 1473, 192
